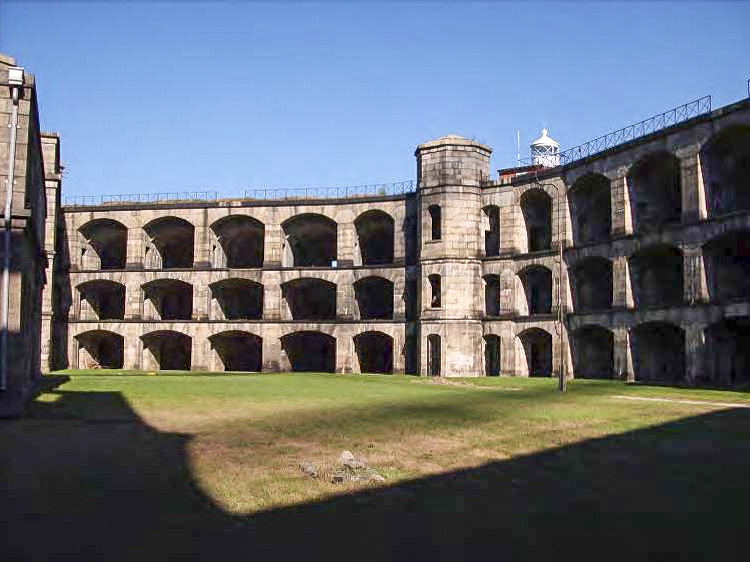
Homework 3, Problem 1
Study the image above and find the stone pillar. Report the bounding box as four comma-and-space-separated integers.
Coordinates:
193, 219, 211, 269
125, 279, 142, 320
337, 271, 354, 320
677, 147, 707, 223
393, 274, 406, 320
126, 227, 144, 269
608, 168, 632, 237
264, 222, 283, 267
392, 330, 405, 374
612, 256, 633, 309
684, 323, 706, 385
191, 330, 208, 371
613, 327, 633, 381
683, 246, 709, 305
336, 329, 354, 374
192, 279, 209, 320
262, 324, 281, 371
263, 271, 281, 320
337, 220, 355, 267
123, 328, 141, 370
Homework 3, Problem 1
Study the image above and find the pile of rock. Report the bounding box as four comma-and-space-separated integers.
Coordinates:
299, 450, 386, 484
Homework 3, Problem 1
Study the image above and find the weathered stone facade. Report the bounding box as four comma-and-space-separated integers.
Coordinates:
47, 94, 750, 386
0, 55, 60, 415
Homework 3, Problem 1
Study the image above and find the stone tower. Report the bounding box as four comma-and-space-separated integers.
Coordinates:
415, 135, 492, 376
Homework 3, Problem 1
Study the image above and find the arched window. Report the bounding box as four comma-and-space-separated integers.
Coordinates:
428, 205, 442, 241
428, 274, 441, 308
427, 334, 441, 376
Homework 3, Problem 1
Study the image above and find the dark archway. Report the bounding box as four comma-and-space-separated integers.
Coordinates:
521, 189, 552, 252
281, 278, 336, 320
518, 265, 552, 315
209, 331, 262, 372
571, 326, 613, 379
76, 330, 124, 369
210, 279, 263, 320
484, 275, 501, 317
627, 152, 682, 233
568, 174, 611, 246
518, 328, 552, 377
355, 210, 394, 265
77, 280, 125, 320
79, 219, 127, 270
703, 230, 750, 303
569, 257, 613, 313
354, 276, 394, 319
484, 334, 501, 376
427, 334, 441, 376
142, 279, 193, 320
282, 214, 337, 267
483, 205, 500, 256
631, 322, 685, 384
354, 331, 394, 374
144, 217, 195, 269
705, 318, 750, 387
211, 215, 265, 268
141, 330, 192, 371
629, 245, 683, 309
281, 331, 336, 373
701, 125, 750, 216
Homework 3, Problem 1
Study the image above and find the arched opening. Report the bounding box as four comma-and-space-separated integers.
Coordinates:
77, 280, 125, 320
569, 257, 613, 313
571, 325, 613, 379
483, 205, 500, 256
628, 245, 683, 309
484, 334, 501, 376
703, 230, 750, 302
210, 278, 263, 320
428, 274, 441, 308
354, 331, 394, 374
281, 278, 336, 320
76, 330, 124, 369
143, 217, 195, 269
518, 265, 552, 315
427, 334, 441, 376
281, 331, 336, 373
568, 174, 611, 246
518, 328, 552, 377
627, 152, 682, 233
142, 279, 193, 320
354, 276, 394, 319
484, 275, 501, 316
282, 214, 337, 267
701, 125, 750, 216
355, 210, 394, 265
428, 205, 441, 241
705, 318, 750, 387
631, 322, 685, 384
521, 189, 552, 252
209, 331, 262, 372
79, 219, 128, 270
141, 330, 192, 371
210, 215, 265, 268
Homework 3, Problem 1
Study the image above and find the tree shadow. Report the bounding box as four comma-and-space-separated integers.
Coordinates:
1, 386, 747, 560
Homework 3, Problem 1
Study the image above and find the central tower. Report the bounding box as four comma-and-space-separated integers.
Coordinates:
415, 135, 492, 376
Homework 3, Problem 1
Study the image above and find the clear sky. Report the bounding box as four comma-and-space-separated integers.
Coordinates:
1, 1, 748, 198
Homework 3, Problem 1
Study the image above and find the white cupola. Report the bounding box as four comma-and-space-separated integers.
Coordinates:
530, 128, 560, 168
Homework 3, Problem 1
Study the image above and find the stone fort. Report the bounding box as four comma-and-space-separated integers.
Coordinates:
2, 54, 750, 412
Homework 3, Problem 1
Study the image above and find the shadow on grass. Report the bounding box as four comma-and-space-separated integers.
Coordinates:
1, 387, 748, 560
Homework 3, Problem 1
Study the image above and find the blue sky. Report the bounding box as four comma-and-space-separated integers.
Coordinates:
1, 1, 748, 198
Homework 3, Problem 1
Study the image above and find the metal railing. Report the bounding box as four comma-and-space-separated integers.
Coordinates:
558, 95, 711, 165
64, 190, 219, 206
243, 180, 415, 200
516, 95, 713, 169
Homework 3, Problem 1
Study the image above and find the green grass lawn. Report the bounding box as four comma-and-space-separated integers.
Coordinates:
3, 371, 749, 560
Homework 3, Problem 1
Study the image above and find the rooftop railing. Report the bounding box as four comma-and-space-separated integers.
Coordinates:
62, 181, 416, 207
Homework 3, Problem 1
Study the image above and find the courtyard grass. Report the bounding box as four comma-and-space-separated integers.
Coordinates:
4, 371, 750, 559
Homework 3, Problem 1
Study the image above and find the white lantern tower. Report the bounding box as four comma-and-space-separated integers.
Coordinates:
530, 128, 560, 167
